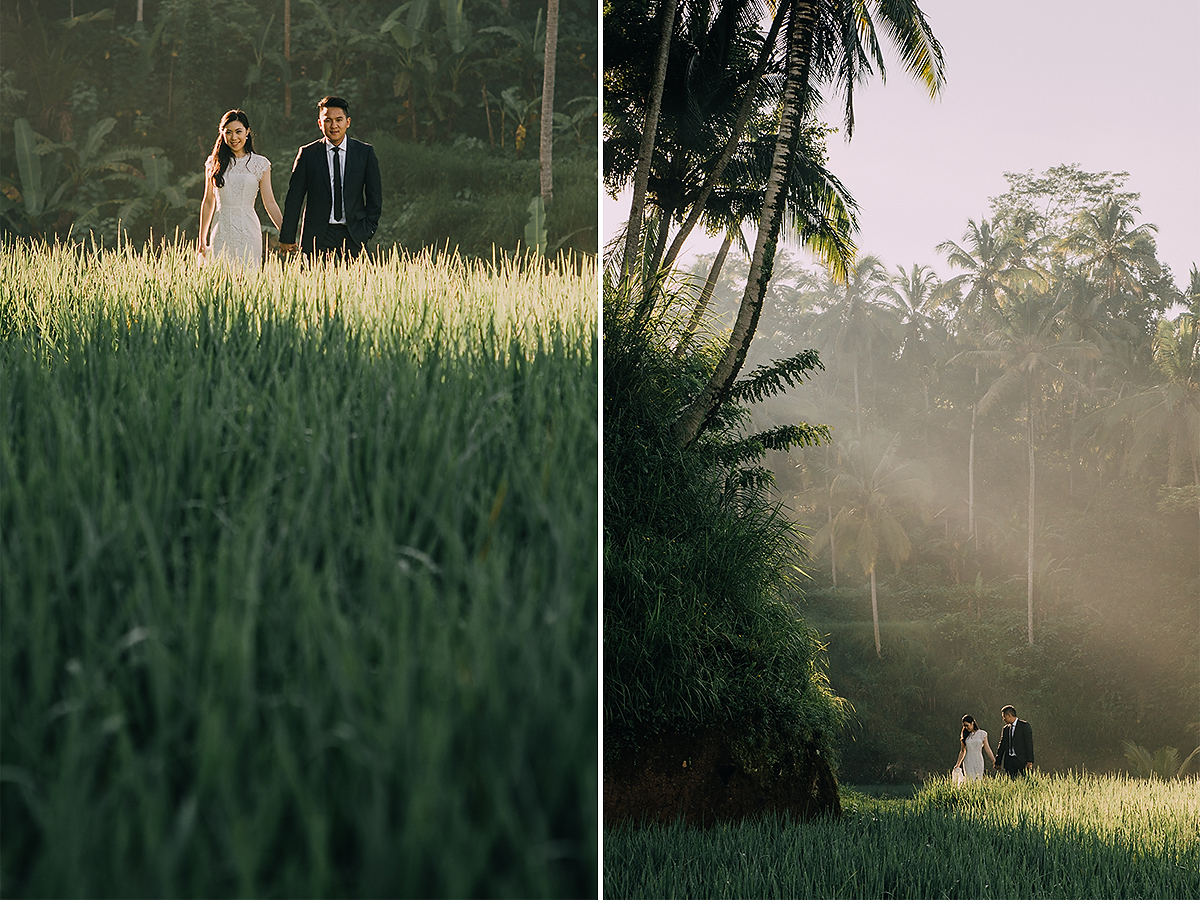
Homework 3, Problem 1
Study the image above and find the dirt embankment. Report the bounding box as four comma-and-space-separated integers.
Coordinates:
605, 727, 842, 827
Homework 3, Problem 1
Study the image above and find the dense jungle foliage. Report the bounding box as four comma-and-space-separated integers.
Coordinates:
604, 276, 850, 766
683, 165, 1198, 781
0, 0, 598, 257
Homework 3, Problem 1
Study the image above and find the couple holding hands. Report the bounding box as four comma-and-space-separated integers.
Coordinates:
197, 96, 382, 269
953, 705, 1034, 782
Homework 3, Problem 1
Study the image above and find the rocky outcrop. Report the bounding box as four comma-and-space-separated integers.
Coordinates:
604, 727, 841, 827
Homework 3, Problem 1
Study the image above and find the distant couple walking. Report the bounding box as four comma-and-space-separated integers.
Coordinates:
953, 705, 1034, 781
198, 96, 382, 269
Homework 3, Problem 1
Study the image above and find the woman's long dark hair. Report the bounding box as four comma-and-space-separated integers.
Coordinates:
206, 109, 256, 188
960, 715, 976, 747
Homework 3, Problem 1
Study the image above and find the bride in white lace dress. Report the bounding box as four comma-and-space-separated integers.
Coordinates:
953, 715, 996, 781
198, 110, 282, 269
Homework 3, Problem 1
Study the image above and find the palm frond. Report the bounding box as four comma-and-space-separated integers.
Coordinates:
729, 347, 825, 404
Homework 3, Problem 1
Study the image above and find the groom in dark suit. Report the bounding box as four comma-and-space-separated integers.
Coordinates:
994, 704, 1034, 776
279, 96, 382, 260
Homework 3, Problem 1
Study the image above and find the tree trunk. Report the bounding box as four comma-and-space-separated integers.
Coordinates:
284, 0, 292, 118
852, 360, 862, 437
870, 568, 880, 657
482, 80, 495, 148
620, 0, 679, 281
643, 203, 675, 286
676, 228, 734, 356
969, 366, 979, 548
674, 1, 820, 446
1026, 405, 1035, 645
922, 379, 930, 445
824, 445, 838, 587
828, 501, 837, 587
968, 403, 976, 542
1194, 459, 1199, 584
657, 0, 790, 275
539, 0, 559, 209
1069, 395, 1078, 497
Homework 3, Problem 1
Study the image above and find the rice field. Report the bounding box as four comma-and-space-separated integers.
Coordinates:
1, 240, 598, 898
604, 774, 1199, 899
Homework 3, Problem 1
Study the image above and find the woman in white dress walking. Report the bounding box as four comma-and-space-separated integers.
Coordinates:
953, 714, 995, 782
198, 110, 283, 269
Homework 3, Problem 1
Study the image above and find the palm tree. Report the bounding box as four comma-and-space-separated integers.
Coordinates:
675, 225, 741, 355
1092, 314, 1200, 578
879, 263, 947, 438
957, 291, 1100, 643
1055, 266, 1142, 494
675, 0, 945, 445
811, 434, 931, 656
615, 0, 680, 280
1185, 265, 1200, 320
609, 0, 789, 284
655, 0, 793, 276
1061, 196, 1160, 304
607, 2, 857, 319
807, 255, 897, 436
939, 216, 1041, 540
939, 216, 1041, 332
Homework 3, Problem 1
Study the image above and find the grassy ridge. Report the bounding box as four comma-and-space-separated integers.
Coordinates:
604, 774, 1199, 899
1, 242, 597, 897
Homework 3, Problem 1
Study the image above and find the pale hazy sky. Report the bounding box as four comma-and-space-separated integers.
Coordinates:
604, 0, 1200, 286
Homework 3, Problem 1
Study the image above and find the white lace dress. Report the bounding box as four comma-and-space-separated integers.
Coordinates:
963, 729, 990, 780
205, 153, 271, 269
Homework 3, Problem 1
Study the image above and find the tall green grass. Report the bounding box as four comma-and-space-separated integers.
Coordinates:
604, 774, 1199, 898
1, 240, 598, 897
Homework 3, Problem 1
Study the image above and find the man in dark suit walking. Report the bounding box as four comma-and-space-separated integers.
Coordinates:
993, 704, 1034, 776
279, 96, 382, 260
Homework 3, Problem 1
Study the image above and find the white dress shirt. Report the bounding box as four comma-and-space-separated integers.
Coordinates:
325, 138, 348, 224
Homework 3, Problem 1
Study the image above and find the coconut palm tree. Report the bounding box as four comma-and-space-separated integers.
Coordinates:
675, 0, 945, 445
810, 433, 931, 657
806, 255, 897, 437
609, 0, 784, 283
879, 263, 947, 438
1061, 196, 1160, 304
939, 216, 1040, 332
607, 0, 857, 322
1055, 266, 1145, 494
1090, 314, 1200, 578
957, 290, 1100, 643
613, 0, 681, 280
939, 216, 1042, 540
1185, 264, 1200, 320
655, 0, 793, 276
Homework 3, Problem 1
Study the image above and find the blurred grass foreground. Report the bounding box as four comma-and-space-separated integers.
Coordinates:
0, 240, 598, 898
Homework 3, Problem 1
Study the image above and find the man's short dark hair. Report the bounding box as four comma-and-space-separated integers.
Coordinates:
1001, 705, 1016, 717
318, 96, 350, 117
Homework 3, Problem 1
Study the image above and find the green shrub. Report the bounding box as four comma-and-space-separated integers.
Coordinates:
603, 279, 848, 765
369, 135, 597, 259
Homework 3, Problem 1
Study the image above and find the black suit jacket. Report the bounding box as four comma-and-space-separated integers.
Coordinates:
995, 719, 1034, 769
280, 137, 382, 251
